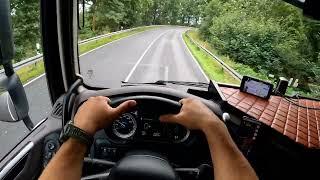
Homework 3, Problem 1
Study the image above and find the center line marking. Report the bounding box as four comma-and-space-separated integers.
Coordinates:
164, 66, 169, 81
124, 30, 169, 82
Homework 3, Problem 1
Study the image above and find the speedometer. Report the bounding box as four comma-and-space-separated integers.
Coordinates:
112, 113, 137, 139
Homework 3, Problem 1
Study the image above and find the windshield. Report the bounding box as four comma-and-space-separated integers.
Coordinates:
77, 0, 320, 99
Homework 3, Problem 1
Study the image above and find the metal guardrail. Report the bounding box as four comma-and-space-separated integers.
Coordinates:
0, 26, 154, 75
0, 54, 43, 74
185, 33, 243, 80
78, 28, 135, 45
78, 25, 164, 45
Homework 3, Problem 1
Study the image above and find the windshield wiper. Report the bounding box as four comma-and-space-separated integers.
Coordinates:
121, 81, 167, 86
122, 80, 209, 88
154, 80, 209, 88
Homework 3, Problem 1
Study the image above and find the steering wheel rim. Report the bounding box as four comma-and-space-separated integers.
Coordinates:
72, 86, 224, 122
109, 95, 182, 114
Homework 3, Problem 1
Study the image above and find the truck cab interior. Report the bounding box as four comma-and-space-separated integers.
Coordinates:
0, 0, 319, 179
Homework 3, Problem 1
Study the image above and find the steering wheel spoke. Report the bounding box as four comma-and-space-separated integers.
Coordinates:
81, 170, 111, 180
84, 157, 116, 166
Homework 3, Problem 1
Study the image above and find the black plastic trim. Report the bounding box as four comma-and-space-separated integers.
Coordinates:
40, 0, 65, 104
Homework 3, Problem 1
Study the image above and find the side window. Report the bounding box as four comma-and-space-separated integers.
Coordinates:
0, 0, 51, 160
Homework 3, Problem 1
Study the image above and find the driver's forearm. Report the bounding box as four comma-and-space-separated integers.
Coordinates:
203, 122, 258, 180
39, 138, 87, 180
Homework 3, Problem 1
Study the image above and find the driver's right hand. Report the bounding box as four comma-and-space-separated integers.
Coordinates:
160, 98, 225, 132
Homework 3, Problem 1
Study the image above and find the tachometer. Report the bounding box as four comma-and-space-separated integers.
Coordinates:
112, 113, 137, 139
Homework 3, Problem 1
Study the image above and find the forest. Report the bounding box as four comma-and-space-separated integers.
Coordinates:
9, 0, 320, 96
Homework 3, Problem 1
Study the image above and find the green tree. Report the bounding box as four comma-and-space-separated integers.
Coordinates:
10, 0, 41, 62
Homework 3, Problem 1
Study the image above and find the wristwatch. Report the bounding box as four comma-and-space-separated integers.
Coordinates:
60, 122, 94, 147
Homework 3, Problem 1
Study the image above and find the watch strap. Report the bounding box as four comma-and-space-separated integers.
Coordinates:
60, 123, 93, 147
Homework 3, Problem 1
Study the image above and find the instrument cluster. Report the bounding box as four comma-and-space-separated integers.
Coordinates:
105, 110, 190, 144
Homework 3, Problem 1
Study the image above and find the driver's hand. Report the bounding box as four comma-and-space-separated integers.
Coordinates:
160, 98, 222, 131
74, 96, 136, 135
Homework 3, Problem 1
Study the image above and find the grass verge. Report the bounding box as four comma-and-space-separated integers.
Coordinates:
183, 33, 240, 85
16, 26, 156, 85
16, 60, 45, 85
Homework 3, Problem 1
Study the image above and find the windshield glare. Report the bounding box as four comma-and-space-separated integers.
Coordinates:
77, 0, 320, 99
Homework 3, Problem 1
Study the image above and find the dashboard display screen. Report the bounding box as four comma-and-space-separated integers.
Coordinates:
240, 76, 273, 99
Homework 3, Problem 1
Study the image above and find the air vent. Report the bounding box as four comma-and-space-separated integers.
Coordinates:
51, 102, 63, 118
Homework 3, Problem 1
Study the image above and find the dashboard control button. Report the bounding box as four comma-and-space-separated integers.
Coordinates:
141, 130, 147, 136
222, 113, 231, 122
47, 142, 55, 150
153, 132, 161, 137
144, 123, 151, 130
45, 152, 53, 159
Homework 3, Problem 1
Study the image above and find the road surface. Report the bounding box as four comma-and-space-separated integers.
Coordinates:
0, 27, 207, 159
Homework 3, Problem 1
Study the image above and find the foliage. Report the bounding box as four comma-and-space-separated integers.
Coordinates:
188, 30, 272, 80
10, 0, 41, 62
83, 0, 208, 35
199, 0, 320, 93
189, 30, 320, 98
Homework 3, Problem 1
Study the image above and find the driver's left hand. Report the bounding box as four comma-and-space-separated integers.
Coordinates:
74, 96, 136, 135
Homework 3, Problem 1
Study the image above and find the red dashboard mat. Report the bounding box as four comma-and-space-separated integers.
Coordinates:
220, 87, 320, 148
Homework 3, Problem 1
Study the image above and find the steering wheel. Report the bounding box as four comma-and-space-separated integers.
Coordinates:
73, 86, 224, 180
86, 95, 218, 180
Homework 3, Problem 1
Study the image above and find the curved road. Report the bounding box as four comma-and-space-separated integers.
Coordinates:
0, 27, 208, 158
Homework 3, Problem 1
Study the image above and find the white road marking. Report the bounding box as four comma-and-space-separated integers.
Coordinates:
33, 118, 48, 130
164, 66, 169, 81
7, 93, 17, 121
23, 73, 46, 87
124, 31, 169, 82
180, 33, 209, 82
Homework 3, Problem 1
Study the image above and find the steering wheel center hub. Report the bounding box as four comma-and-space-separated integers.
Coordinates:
108, 151, 179, 180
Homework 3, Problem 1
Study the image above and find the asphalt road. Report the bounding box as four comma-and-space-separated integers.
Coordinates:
0, 27, 208, 159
